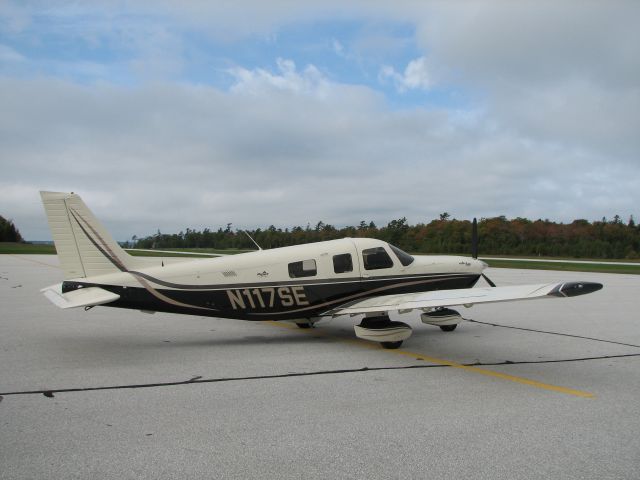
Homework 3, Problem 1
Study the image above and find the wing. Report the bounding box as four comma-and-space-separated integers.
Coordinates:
326, 282, 603, 316
41, 283, 120, 309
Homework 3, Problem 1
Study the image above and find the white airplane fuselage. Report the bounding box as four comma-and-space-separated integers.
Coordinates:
61, 237, 486, 321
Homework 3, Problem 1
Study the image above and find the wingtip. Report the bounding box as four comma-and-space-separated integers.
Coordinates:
549, 282, 603, 298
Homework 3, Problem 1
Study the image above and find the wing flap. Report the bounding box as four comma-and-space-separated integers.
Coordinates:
328, 282, 602, 316
41, 283, 120, 309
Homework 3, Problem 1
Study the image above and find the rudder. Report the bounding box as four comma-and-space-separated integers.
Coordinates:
40, 191, 137, 279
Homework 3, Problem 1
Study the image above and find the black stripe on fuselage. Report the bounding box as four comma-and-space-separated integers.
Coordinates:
63, 273, 481, 321
125, 271, 472, 291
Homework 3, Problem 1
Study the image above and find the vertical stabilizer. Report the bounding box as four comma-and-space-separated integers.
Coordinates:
40, 191, 137, 279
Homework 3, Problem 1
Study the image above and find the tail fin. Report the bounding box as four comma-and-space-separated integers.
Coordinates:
40, 191, 140, 279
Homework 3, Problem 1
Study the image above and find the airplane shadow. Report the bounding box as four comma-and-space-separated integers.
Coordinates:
54, 328, 341, 354
49, 319, 488, 369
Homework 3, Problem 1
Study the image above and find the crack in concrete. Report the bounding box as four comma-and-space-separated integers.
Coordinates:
464, 318, 640, 349
1, 352, 639, 398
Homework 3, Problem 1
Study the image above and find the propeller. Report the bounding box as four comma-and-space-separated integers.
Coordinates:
472, 217, 497, 288
481, 273, 497, 288
472, 218, 478, 260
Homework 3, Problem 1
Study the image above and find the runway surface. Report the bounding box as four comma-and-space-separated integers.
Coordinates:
1, 254, 639, 479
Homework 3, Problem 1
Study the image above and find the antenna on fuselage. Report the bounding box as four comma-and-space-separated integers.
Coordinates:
242, 230, 263, 251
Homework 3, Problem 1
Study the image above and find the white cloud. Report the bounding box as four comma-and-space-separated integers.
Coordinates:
402, 57, 431, 90
228, 58, 331, 98
380, 56, 431, 92
2, 72, 637, 241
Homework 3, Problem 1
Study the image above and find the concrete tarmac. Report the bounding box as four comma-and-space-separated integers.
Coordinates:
1, 255, 639, 479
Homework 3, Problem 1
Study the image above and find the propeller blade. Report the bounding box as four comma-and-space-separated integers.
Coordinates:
482, 273, 497, 288
472, 217, 496, 287
472, 217, 478, 259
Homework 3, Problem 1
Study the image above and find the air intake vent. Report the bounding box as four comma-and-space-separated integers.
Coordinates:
222, 270, 237, 277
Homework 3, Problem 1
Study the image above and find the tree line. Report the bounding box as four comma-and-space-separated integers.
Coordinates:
131, 214, 640, 259
0, 216, 24, 242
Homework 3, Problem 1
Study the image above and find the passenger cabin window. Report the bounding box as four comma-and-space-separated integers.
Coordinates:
288, 259, 317, 278
389, 244, 414, 267
333, 253, 353, 274
362, 247, 394, 270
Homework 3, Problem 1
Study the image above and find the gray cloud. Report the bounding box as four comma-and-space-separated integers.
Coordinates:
416, 2, 640, 86
414, 1, 640, 160
1, 1, 638, 240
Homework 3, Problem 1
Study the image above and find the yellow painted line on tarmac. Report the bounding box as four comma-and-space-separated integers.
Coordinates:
390, 348, 594, 398
265, 321, 594, 398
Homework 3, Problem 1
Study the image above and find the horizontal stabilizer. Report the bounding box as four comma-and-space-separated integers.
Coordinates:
328, 282, 603, 316
41, 284, 120, 309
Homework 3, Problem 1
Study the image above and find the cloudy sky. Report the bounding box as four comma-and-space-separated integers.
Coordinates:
1, 1, 639, 241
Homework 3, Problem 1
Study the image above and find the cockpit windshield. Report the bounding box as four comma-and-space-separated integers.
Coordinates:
389, 244, 414, 266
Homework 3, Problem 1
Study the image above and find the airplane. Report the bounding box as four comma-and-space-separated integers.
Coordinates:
39, 191, 603, 349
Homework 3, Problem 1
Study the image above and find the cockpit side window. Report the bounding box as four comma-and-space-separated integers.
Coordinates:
389, 244, 414, 267
362, 247, 394, 270
288, 259, 317, 278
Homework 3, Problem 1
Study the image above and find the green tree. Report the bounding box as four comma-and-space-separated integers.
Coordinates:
129, 213, 640, 259
0, 216, 24, 242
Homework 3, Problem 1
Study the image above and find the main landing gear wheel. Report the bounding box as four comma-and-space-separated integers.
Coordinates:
421, 308, 462, 331
353, 315, 413, 348
439, 324, 458, 332
295, 322, 313, 329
